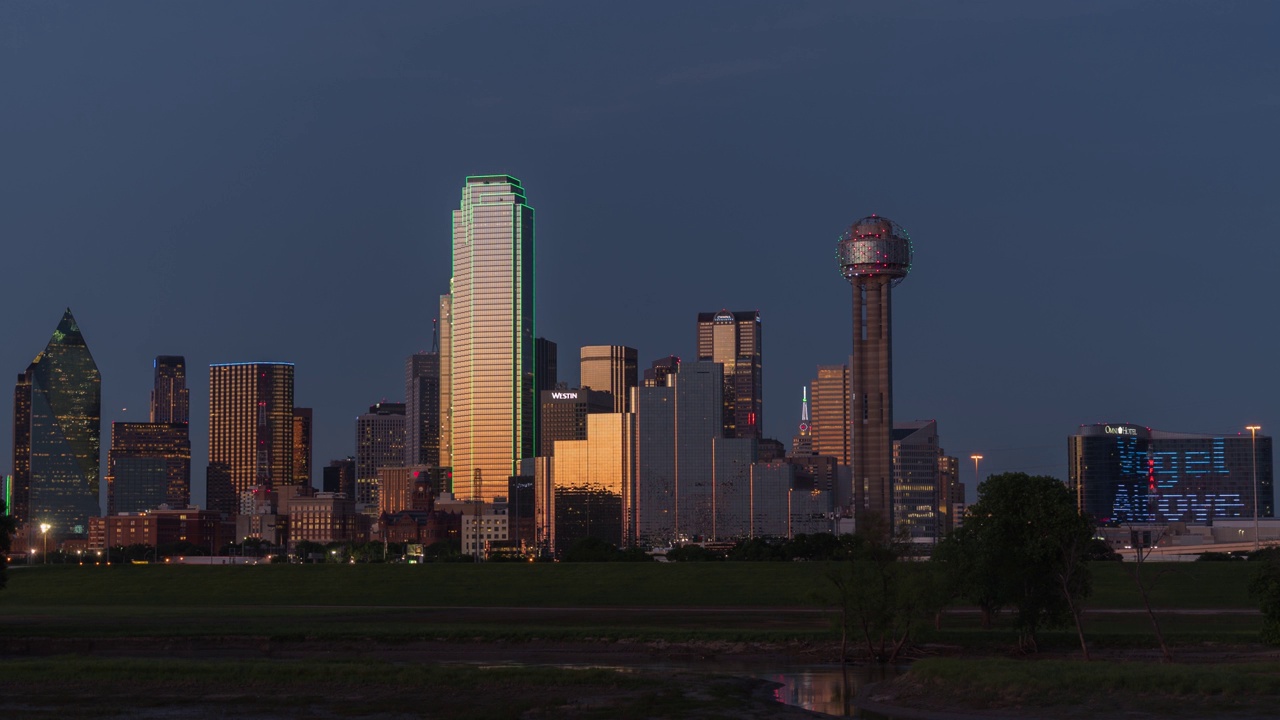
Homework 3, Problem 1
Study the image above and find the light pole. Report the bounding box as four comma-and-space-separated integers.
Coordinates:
1248, 425, 1262, 552
39, 523, 51, 564
970, 455, 984, 488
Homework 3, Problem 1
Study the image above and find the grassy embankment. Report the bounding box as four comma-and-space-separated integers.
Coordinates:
0, 656, 785, 720
884, 657, 1280, 718
0, 561, 1264, 645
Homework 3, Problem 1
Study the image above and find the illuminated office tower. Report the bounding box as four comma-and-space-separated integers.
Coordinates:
696, 310, 763, 439
836, 216, 913, 535
1069, 423, 1274, 524
108, 356, 192, 513
551, 413, 635, 553
449, 175, 535, 501
643, 356, 680, 388
150, 356, 189, 424
11, 309, 101, 533
438, 293, 452, 469
540, 386, 613, 457
580, 345, 637, 414
206, 362, 295, 515
107, 422, 190, 514
892, 420, 944, 542
810, 365, 850, 466
355, 402, 405, 508
292, 408, 313, 487
939, 454, 962, 535
405, 352, 440, 467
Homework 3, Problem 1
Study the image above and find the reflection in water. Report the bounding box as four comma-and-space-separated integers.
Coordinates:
756, 665, 900, 718
477, 660, 904, 719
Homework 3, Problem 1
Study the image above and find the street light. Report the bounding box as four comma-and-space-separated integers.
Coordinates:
1248, 425, 1262, 552
970, 455, 984, 487
39, 523, 51, 564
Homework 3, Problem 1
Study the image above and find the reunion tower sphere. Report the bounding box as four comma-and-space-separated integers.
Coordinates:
835, 215, 913, 287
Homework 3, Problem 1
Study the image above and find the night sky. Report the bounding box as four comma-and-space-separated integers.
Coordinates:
3, 2, 1278, 505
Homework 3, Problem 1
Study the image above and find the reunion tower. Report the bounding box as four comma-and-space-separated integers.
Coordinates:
836, 215, 913, 536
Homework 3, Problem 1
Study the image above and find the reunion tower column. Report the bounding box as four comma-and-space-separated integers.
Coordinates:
836, 216, 913, 538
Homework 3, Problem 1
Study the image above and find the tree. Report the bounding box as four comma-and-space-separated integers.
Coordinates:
935, 472, 1094, 654
824, 528, 938, 664
0, 500, 15, 590
1249, 556, 1280, 645
1124, 524, 1173, 662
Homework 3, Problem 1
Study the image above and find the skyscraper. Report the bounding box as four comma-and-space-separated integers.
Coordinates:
810, 365, 850, 466
206, 362, 295, 515
696, 310, 763, 439
150, 356, 189, 424
355, 402, 406, 508
449, 175, 535, 502
836, 216, 913, 535
892, 420, 943, 542
790, 386, 814, 457
551, 412, 635, 553
534, 337, 558, 455
643, 356, 680, 388
540, 386, 613, 457
580, 345, 637, 413
1068, 423, 1274, 524
11, 309, 101, 534
438, 293, 453, 469
292, 407, 313, 487
633, 361, 724, 545
404, 352, 441, 467
108, 356, 192, 514
107, 422, 190, 514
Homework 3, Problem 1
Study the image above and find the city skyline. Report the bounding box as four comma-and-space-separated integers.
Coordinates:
2, 3, 1277, 507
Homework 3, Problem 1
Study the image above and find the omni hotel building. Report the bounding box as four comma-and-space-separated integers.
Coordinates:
1068, 423, 1273, 525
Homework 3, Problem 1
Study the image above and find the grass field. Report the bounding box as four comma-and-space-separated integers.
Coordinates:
0, 560, 1261, 608
0, 656, 797, 720
0, 561, 1265, 647
882, 658, 1280, 719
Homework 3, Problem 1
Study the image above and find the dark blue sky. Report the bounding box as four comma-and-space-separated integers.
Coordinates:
3, 1, 1278, 503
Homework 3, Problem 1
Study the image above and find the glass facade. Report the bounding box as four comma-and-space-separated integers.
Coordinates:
892, 421, 943, 541
206, 362, 294, 515
696, 310, 763, 439
711, 437, 755, 539
579, 345, 637, 414
107, 421, 191, 513
1069, 423, 1275, 524
539, 387, 613, 457
355, 402, 406, 508
292, 408, 313, 486
438, 293, 452, 468
150, 355, 189, 424
404, 352, 440, 467
551, 413, 634, 553
810, 365, 850, 466
634, 362, 724, 545
14, 309, 101, 534
450, 176, 535, 501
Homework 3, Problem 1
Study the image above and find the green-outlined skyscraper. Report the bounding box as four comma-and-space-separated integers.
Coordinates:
448, 175, 535, 502
11, 309, 102, 535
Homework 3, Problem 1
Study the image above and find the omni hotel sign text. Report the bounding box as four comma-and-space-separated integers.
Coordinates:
1104, 425, 1139, 436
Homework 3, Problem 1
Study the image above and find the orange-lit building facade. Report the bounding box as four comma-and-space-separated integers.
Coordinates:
448, 175, 534, 502
207, 363, 295, 515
